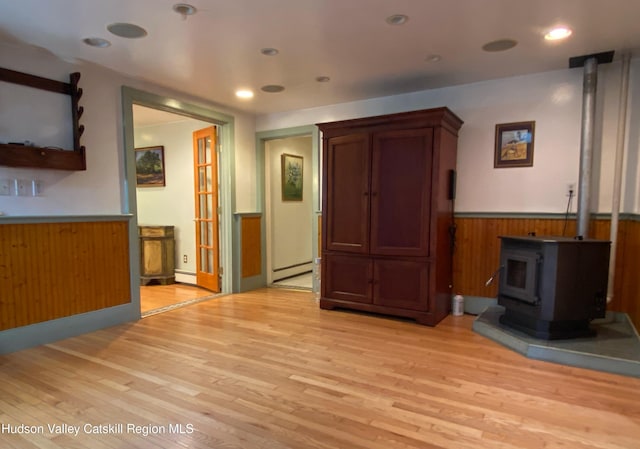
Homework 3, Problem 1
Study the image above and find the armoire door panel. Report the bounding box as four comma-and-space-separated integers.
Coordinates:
373, 259, 430, 311
325, 134, 371, 253
370, 129, 433, 256
323, 254, 372, 303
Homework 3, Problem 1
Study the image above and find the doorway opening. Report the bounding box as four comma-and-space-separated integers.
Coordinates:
266, 136, 313, 290
133, 107, 221, 314
256, 125, 321, 292
122, 87, 235, 317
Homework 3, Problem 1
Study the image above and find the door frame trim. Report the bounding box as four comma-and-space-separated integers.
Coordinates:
121, 86, 235, 297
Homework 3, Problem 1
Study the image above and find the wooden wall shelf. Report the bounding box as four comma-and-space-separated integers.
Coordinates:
0, 143, 86, 170
0, 68, 86, 171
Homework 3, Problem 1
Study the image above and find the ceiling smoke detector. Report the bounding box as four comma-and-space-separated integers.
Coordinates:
173, 3, 197, 19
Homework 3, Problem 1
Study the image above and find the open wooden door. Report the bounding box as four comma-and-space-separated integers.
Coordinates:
193, 126, 220, 292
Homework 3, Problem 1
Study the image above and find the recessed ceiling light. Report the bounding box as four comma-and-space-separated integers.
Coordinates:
386, 14, 409, 26
425, 54, 442, 63
482, 39, 518, 52
83, 37, 111, 48
261, 85, 285, 93
107, 23, 148, 39
315, 76, 331, 83
261, 48, 279, 56
545, 27, 573, 41
173, 3, 197, 18
235, 89, 254, 99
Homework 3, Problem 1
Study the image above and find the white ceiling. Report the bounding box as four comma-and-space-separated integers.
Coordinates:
1, 0, 639, 117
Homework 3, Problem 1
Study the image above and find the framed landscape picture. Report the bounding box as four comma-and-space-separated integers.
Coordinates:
135, 146, 166, 187
494, 121, 535, 168
281, 153, 303, 201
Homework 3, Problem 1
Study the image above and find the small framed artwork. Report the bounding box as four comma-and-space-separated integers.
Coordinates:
135, 146, 166, 187
494, 121, 535, 168
281, 153, 303, 201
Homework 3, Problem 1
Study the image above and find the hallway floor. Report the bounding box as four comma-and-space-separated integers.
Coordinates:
140, 283, 219, 316
271, 272, 313, 290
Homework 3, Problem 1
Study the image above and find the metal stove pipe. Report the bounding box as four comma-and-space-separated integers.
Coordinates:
569, 51, 615, 238
576, 57, 598, 237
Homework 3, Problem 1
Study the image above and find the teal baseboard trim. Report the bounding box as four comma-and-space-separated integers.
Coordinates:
454, 295, 498, 315
589, 212, 640, 221
0, 303, 139, 355
454, 212, 640, 221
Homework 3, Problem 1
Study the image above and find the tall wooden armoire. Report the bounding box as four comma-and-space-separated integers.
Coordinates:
317, 107, 463, 326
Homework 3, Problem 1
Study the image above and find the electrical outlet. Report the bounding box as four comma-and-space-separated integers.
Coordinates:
0, 178, 10, 196
183, 255, 188, 263
566, 183, 576, 197
13, 179, 28, 196
31, 179, 42, 196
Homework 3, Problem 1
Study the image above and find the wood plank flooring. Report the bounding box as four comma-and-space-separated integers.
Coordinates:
1, 288, 639, 448
140, 283, 215, 314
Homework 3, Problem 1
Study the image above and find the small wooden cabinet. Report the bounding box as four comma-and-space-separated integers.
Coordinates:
139, 226, 175, 285
318, 107, 463, 326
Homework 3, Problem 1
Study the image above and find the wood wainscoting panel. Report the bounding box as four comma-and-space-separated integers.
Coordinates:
241, 215, 262, 278
453, 215, 639, 329
453, 216, 576, 299
0, 220, 131, 331
615, 219, 640, 328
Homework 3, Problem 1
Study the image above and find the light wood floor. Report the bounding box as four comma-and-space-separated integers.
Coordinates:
1, 288, 639, 449
140, 283, 216, 314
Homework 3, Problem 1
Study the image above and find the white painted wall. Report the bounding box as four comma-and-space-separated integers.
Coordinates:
0, 41, 256, 217
0, 80, 73, 149
2, 40, 638, 222
133, 113, 212, 276
257, 59, 640, 215
265, 136, 313, 281
0, 45, 125, 215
